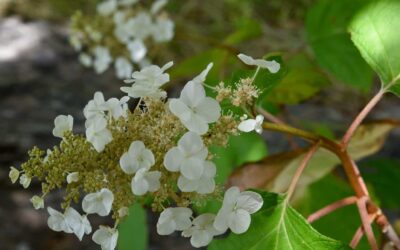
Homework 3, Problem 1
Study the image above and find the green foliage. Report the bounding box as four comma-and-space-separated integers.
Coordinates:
118, 203, 148, 250
211, 133, 268, 185
350, 0, 400, 95
295, 175, 373, 250
306, 0, 373, 90
361, 157, 400, 209
209, 191, 350, 250
266, 53, 330, 104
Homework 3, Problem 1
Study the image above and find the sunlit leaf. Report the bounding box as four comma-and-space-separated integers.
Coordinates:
350, 0, 400, 95
209, 191, 350, 250
306, 0, 373, 90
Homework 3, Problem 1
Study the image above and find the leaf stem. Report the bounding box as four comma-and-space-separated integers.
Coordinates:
307, 196, 358, 223
286, 142, 320, 201
357, 196, 378, 250
341, 89, 385, 148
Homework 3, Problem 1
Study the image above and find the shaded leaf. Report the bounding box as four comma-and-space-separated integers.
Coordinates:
350, 0, 400, 95
266, 53, 330, 104
118, 203, 148, 250
306, 0, 373, 90
209, 191, 350, 250
361, 157, 400, 209
229, 120, 398, 193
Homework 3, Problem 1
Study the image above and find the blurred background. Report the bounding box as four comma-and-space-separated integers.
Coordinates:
1, 0, 399, 249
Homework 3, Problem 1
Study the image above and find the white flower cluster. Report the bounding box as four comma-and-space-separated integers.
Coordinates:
71, 0, 174, 79
21, 53, 274, 249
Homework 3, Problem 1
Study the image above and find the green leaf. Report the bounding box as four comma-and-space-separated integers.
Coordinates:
266, 53, 330, 104
349, 0, 400, 95
209, 191, 350, 250
361, 157, 400, 209
295, 175, 375, 250
118, 203, 148, 250
211, 133, 268, 185
306, 0, 373, 90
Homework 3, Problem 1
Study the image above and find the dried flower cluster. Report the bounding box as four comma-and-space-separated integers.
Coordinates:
70, 0, 174, 79
10, 53, 279, 249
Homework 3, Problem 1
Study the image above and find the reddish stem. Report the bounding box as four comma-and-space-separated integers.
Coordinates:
341, 90, 385, 148
350, 213, 377, 249
307, 196, 358, 223
357, 197, 378, 250
257, 107, 285, 125
286, 143, 320, 200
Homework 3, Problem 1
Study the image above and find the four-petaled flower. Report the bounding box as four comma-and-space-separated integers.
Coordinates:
120, 141, 155, 174
30, 195, 44, 210
115, 57, 133, 79
182, 213, 224, 248
237, 53, 280, 73
157, 207, 193, 235
93, 46, 112, 74
92, 226, 119, 250
47, 207, 73, 233
121, 61, 173, 99
169, 64, 221, 135
177, 161, 216, 194
52, 115, 73, 138
86, 116, 113, 152
131, 168, 161, 195
82, 188, 114, 216
64, 207, 92, 241
238, 115, 264, 134
214, 187, 263, 234
164, 131, 208, 180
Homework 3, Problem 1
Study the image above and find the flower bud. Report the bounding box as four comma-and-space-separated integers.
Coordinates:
9, 167, 20, 184
67, 172, 79, 184
19, 174, 31, 189
30, 195, 44, 210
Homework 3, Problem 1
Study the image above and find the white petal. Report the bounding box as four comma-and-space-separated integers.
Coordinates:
131, 175, 149, 196
169, 99, 192, 121
151, 0, 168, 14
213, 207, 229, 233
254, 59, 280, 73
128, 39, 147, 62
180, 81, 206, 108
177, 131, 204, 156
223, 186, 241, 207
191, 230, 213, 248
173, 208, 193, 231
237, 54, 256, 66
145, 171, 161, 192
195, 97, 221, 123
180, 158, 204, 180
228, 209, 251, 234
236, 191, 264, 214
238, 119, 257, 132
182, 113, 209, 135
164, 147, 184, 172
120, 152, 139, 174
203, 161, 216, 178
196, 177, 215, 194
177, 175, 199, 192
191, 63, 213, 84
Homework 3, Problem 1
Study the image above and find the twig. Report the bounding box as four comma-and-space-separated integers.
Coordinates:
341, 89, 385, 148
350, 213, 378, 249
307, 196, 358, 223
357, 196, 378, 250
257, 107, 285, 125
286, 143, 320, 201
